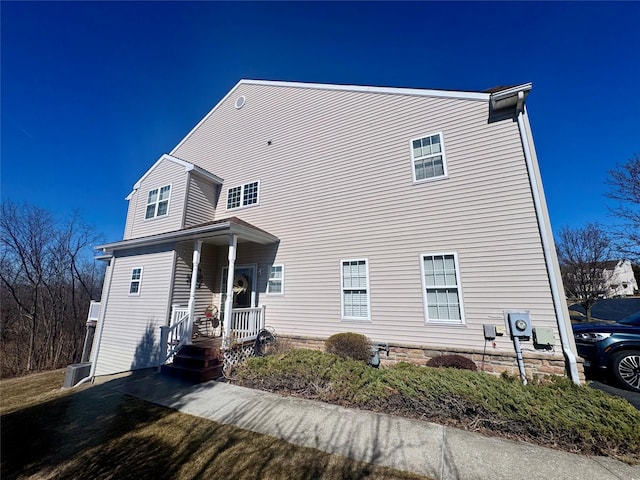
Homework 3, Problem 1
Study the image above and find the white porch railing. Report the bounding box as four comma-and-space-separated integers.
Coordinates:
229, 305, 266, 345
159, 305, 190, 365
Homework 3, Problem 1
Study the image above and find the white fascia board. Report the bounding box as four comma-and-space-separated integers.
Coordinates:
170, 79, 245, 155
490, 83, 532, 101
96, 220, 278, 252
169, 79, 491, 156
189, 164, 224, 185
132, 153, 222, 189
239, 79, 491, 101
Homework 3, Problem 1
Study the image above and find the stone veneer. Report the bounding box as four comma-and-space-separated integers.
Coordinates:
280, 335, 585, 383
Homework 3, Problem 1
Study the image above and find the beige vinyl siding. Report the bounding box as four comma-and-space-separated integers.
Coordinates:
94, 246, 175, 376
171, 242, 218, 317
127, 159, 188, 239
123, 196, 136, 240
184, 174, 217, 228
170, 84, 559, 352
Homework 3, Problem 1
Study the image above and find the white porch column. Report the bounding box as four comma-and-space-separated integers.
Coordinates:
186, 239, 203, 344
223, 234, 238, 347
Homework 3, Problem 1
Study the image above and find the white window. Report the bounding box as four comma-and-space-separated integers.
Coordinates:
227, 181, 259, 210
341, 259, 370, 320
145, 185, 171, 219
267, 265, 284, 294
129, 267, 143, 296
411, 132, 447, 182
421, 253, 464, 323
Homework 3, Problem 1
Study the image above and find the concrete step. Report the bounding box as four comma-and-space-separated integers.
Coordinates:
160, 363, 223, 383
173, 354, 222, 370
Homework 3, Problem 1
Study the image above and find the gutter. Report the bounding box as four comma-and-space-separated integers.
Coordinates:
516, 105, 580, 384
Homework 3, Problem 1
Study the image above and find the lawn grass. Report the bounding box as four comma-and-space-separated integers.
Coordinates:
0, 369, 430, 480
232, 349, 640, 463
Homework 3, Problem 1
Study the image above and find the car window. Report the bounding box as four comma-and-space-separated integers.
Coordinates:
619, 312, 640, 326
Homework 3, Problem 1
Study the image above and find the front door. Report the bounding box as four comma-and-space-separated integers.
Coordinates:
221, 265, 257, 312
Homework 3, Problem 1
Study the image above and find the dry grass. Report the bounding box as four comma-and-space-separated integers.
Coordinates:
1, 370, 430, 480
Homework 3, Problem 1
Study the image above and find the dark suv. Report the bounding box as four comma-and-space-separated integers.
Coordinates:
572, 311, 640, 392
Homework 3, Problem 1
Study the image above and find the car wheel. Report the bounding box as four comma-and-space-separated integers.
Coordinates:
611, 350, 640, 392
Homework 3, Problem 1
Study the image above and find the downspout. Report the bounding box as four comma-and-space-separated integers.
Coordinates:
516, 103, 580, 384
75, 255, 115, 387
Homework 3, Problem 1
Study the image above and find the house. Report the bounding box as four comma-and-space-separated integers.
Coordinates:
86, 80, 582, 384
602, 260, 638, 297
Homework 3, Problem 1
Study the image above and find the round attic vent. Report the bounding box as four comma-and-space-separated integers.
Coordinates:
235, 95, 246, 109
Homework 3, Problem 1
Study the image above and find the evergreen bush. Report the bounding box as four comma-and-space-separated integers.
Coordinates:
325, 332, 371, 362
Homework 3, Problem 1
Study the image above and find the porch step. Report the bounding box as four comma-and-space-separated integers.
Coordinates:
179, 344, 223, 361
160, 338, 224, 384
160, 363, 223, 383
173, 353, 222, 370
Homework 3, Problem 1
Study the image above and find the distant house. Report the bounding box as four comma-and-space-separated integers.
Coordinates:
603, 260, 638, 297
85, 80, 582, 384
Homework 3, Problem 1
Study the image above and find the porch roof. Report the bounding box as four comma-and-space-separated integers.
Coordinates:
96, 217, 278, 253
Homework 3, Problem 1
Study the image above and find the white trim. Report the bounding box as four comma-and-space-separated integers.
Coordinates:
170, 79, 491, 157
340, 258, 371, 321
226, 180, 260, 210
420, 252, 466, 325
128, 267, 143, 296
410, 131, 448, 183
144, 183, 172, 220
266, 264, 284, 295
96, 218, 279, 251
133, 153, 223, 190
240, 79, 490, 101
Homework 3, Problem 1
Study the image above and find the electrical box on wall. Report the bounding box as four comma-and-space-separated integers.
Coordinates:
483, 324, 497, 340
533, 327, 554, 350
506, 311, 532, 339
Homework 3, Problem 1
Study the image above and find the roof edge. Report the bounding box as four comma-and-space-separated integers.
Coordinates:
170, 79, 493, 156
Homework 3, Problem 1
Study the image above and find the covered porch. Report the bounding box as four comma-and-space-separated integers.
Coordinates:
94, 217, 279, 373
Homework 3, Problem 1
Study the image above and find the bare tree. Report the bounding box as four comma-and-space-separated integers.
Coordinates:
556, 223, 613, 322
607, 153, 640, 260
0, 201, 104, 377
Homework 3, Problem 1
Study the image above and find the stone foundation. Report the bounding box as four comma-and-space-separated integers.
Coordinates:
280, 335, 585, 383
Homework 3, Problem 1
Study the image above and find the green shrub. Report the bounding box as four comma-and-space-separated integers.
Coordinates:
232, 349, 640, 461
426, 354, 478, 371
325, 332, 371, 362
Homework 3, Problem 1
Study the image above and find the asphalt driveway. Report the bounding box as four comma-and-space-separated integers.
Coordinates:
589, 380, 640, 410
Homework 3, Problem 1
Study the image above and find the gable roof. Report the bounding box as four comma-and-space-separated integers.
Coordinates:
170, 79, 532, 156
126, 153, 223, 200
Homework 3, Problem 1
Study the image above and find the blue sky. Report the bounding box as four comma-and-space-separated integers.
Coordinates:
2, 1, 639, 244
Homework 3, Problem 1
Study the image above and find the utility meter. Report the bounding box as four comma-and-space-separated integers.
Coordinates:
507, 312, 532, 339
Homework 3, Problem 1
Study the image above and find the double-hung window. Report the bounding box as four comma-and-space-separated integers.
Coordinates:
129, 267, 143, 296
227, 181, 259, 210
145, 185, 171, 219
411, 132, 447, 182
341, 259, 370, 320
267, 265, 284, 294
421, 253, 464, 323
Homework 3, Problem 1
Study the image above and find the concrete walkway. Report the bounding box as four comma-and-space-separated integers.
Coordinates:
102, 371, 640, 480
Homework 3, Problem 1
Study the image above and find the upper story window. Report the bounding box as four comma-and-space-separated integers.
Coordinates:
227, 181, 259, 210
341, 259, 370, 321
411, 132, 447, 182
420, 252, 464, 324
145, 185, 171, 219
